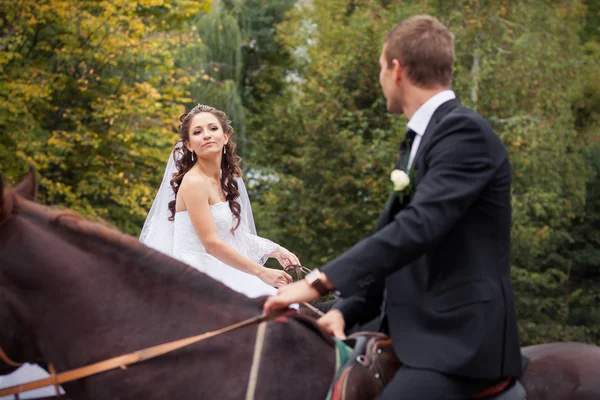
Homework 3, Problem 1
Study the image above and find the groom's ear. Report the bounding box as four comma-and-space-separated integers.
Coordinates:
392, 59, 404, 83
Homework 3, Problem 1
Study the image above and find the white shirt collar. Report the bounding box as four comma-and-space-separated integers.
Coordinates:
406, 89, 456, 137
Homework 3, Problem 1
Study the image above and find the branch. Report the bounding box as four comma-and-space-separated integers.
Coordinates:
497, 47, 513, 55
490, 115, 537, 124
113, 61, 134, 96
470, 50, 481, 112
490, 16, 527, 30
562, 259, 572, 340
23, 25, 42, 60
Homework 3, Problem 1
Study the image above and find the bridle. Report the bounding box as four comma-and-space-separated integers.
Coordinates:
0, 265, 326, 399
290, 264, 312, 280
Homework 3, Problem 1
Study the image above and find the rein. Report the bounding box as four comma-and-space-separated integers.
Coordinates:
0, 347, 22, 368
0, 308, 295, 398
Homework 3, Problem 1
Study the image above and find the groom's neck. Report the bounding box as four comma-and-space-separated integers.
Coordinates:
402, 85, 451, 120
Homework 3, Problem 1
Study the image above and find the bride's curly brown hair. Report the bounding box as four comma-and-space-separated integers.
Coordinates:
167, 105, 243, 229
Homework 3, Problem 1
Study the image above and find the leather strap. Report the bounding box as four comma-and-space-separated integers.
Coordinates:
245, 321, 267, 400
311, 279, 330, 296
473, 377, 513, 398
0, 309, 295, 397
305, 269, 330, 296
0, 346, 23, 368
48, 364, 61, 397
292, 265, 311, 281
301, 301, 325, 317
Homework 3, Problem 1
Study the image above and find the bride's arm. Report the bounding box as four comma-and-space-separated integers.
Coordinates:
242, 233, 300, 269
181, 175, 292, 286
239, 232, 279, 266
235, 175, 300, 268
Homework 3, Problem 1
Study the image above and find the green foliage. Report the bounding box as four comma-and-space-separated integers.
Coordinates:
0, 0, 211, 235
582, 0, 600, 42
559, 148, 600, 343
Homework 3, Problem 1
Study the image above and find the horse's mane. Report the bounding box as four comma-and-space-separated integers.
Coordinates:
14, 193, 256, 308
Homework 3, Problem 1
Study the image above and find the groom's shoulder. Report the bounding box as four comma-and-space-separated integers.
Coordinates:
438, 103, 508, 156
443, 103, 500, 141
447, 103, 493, 130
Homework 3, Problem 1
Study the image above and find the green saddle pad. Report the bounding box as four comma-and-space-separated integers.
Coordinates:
325, 338, 353, 400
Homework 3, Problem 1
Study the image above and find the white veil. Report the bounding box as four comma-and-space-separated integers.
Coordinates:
139, 141, 257, 256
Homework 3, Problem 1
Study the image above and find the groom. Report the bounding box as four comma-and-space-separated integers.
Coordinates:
264, 14, 523, 399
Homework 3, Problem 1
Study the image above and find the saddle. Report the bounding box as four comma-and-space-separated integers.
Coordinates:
329, 331, 524, 400
330, 331, 400, 400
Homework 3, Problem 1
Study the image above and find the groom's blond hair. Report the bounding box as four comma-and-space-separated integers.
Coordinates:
384, 15, 455, 88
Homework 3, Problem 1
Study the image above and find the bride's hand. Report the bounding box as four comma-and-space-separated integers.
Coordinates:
257, 267, 293, 288
271, 246, 301, 270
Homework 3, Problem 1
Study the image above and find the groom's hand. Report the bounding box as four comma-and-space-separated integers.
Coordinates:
317, 309, 347, 339
263, 280, 319, 313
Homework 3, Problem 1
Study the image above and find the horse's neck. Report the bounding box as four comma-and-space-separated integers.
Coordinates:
12, 215, 259, 371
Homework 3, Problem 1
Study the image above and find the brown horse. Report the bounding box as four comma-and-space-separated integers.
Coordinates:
2, 168, 600, 400
0, 169, 335, 399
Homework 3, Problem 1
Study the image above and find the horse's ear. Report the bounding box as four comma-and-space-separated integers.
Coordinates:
0, 174, 4, 211
14, 165, 38, 201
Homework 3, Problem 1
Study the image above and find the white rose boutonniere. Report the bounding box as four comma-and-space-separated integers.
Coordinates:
390, 169, 410, 192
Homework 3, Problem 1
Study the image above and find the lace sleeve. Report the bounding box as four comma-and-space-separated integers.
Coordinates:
240, 232, 279, 265
234, 176, 279, 265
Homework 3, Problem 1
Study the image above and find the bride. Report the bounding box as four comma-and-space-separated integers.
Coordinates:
139, 104, 298, 298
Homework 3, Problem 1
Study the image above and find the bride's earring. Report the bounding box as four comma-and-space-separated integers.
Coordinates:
191, 151, 196, 162
223, 146, 226, 155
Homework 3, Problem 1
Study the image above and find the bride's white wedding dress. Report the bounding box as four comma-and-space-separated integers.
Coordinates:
173, 202, 279, 297
139, 142, 295, 300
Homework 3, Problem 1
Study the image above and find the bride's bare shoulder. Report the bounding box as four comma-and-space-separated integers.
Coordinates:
180, 169, 209, 194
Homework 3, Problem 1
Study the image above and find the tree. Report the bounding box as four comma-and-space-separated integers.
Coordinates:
179, 2, 246, 145
175, 0, 298, 158
1, 0, 210, 235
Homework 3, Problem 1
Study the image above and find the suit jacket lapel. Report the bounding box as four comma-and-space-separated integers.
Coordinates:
409, 99, 460, 169
376, 99, 460, 231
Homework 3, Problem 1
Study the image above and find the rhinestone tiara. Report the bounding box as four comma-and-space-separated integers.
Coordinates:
186, 103, 213, 118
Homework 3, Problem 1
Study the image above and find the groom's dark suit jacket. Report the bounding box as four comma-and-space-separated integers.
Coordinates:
321, 99, 523, 380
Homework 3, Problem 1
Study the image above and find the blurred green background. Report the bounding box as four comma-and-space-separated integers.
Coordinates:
1, 0, 599, 345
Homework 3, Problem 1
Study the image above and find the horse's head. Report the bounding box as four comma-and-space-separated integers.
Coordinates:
0, 167, 43, 375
